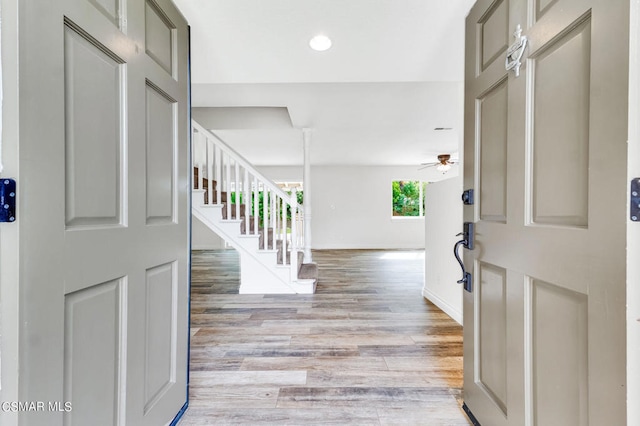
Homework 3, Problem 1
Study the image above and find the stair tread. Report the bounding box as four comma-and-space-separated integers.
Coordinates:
238, 234, 260, 239
256, 249, 279, 254
298, 263, 318, 280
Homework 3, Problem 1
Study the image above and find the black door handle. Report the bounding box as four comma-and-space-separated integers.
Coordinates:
454, 222, 474, 292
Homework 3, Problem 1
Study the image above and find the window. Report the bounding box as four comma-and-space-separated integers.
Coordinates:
392, 180, 426, 217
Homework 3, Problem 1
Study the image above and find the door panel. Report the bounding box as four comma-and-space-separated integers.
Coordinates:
477, 262, 508, 415
63, 21, 125, 228
145, 82, 177, 225
478, 78, 508, 222
530, 279, 588, 426
145, 0, 176, 76
479, 0, 510, 73
529, 16, 591, 227
88, 0, 120, 25
535, 0, 559, 20
18, 0, 190, 425
143, 262, 178, 415
464, 0, 628, 425
64, 278, 126, 425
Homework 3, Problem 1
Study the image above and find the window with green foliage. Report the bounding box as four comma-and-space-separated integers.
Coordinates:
392, 180, 426, 217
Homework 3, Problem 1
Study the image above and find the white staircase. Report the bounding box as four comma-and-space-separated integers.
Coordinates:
192, 120, 317, 294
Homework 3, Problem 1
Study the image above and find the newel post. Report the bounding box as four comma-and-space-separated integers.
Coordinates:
302, 128, 313, 262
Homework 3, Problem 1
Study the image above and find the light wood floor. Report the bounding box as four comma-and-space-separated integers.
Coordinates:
180, 249, 470, 425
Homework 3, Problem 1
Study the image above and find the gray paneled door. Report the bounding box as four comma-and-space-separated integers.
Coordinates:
18, 0, 189, 424
463, 0, 628, 425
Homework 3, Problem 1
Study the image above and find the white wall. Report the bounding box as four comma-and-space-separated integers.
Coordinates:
259, 165, 426, 249
192, 215, 226, 249
258, 165, 302, 182
423, 175, 463, 324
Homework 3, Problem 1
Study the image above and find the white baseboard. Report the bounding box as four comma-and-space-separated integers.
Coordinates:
422, 288, 462, 325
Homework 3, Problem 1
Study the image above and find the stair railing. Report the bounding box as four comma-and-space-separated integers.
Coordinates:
192, 120, 305, 278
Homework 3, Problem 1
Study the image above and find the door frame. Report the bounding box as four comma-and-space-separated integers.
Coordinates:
627, 1, 640, 423
0, 0, 21, 424
171, 23, 193, 426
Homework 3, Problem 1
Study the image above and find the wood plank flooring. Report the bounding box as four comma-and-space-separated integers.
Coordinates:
180, 249, 470, 425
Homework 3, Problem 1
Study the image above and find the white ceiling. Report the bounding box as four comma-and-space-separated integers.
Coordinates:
173, 0, 476, 167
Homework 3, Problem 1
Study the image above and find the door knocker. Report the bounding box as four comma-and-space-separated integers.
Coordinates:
505, 25, 528, 77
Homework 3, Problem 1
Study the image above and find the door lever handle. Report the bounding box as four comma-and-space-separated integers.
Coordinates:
454, 239, 472, 292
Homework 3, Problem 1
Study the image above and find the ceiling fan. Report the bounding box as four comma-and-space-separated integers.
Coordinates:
419, 154, 458, 173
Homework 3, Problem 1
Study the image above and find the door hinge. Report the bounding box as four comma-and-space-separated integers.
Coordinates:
632, 178, 640, 221
0, 179, 16, 223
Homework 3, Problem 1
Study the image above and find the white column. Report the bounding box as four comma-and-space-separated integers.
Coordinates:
290, 188, 298, 280
302, 128, 313, 262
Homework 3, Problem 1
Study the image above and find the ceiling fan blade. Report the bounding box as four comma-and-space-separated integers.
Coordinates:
418, 163, 438, 170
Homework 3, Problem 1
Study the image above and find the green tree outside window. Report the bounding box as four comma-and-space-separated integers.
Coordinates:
392, 180, 426, 217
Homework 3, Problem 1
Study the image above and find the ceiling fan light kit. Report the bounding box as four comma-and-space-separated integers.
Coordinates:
436, 163, 452, 172
420, 154, 457, 173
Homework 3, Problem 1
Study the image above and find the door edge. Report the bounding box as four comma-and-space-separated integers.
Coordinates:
462, 402, 482, 426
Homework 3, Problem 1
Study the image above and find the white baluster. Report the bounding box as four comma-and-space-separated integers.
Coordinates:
303, 128, 313, 262
296, 212, 303, 248
244, 168, 249, 233
275, 192, 278, 246
207, 137, 213, 205
263, 188, 269, 249
215, 144, 221, 205
225, 152, 231, 220
192, 127, 197, 190
271, 194, 276, 249
273, 195, 277, 248
198, 131, 205, 191
281, 196, 287, 265
253, 175, 258, 236
235, 162, 240, 220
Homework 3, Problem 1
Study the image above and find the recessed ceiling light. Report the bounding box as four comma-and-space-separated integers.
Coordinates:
309, 35, 332, 51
